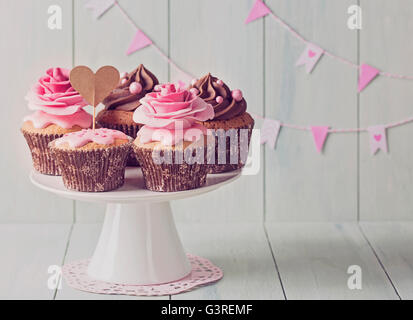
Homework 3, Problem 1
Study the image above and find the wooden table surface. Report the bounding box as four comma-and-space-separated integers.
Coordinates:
0, 221, 411, 300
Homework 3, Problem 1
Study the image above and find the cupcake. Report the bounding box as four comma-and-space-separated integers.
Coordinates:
50, 128, 132, 192
132, 83, 215, 192
190, 74, 255, 173
21, 68, 92, 175
97, 64, 159, 166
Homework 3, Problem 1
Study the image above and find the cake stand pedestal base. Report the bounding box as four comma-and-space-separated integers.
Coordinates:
30, 167, 241, 289
88, 202, 190, 285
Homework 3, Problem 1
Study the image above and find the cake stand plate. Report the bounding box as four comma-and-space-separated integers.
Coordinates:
30, 168, 241, 286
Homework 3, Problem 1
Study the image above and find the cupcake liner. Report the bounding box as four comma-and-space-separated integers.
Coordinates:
50, 142, 132, 192
21, 129, 62, 176
96, 120, 142, 167
132, 144, 208, 192
206, 123, 254, 174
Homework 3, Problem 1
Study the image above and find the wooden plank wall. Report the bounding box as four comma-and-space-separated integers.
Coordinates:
1, 0, 74, 222
2, 0, 413, 222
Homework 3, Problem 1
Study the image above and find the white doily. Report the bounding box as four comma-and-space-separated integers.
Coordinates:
62, 254, 223, 296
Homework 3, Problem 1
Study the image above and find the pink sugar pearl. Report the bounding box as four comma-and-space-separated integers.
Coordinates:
129, 82, 142, 95
190, 88, 199, 95
120, 72, 128, 78
121, 79, 128, 85
217, 79, 224, 86
232, 89, 243, 102
216, 96, 224, 104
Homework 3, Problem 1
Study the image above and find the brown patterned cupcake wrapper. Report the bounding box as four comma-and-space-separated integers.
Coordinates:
50, 142, 132, 192
21, 129, 62, 176
206, 123, 254, 174
132, 144, 208, 192
96, 120, 142, 167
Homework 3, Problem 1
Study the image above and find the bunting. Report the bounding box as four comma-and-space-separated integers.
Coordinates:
85, 0, 115, 20
245, 0, 271, 24
358, 64, 380, 92
245, 1, 413, 90
84, 0, 194, 84
367, 125, 388, 155
126, 30, 152, 56
296, 43, 324, 74
310, 126, 329, 153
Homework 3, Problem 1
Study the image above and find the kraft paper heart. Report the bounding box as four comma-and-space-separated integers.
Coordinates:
70, 66, 120, 107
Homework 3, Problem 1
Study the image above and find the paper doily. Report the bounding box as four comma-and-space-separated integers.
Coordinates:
62, 254, 223, 296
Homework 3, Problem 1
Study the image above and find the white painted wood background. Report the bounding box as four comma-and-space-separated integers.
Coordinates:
2, 0, 413, 223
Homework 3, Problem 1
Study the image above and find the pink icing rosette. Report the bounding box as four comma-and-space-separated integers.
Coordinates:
26, 68, 88, 115
133, 83, 214, 145
24, 68, 91, 129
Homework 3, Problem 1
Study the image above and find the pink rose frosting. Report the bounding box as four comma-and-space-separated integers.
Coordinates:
25, 68, 88, 117
54, 128, 130, 148
133, 83, 214, 145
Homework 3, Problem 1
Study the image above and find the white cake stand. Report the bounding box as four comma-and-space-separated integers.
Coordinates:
30, 167, 241, 286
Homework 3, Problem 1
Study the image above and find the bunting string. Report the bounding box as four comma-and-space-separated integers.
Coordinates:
107, 1, 194, 81
255, 112, 413, 154
252, 112, 413, 133
246, 0, 413, 87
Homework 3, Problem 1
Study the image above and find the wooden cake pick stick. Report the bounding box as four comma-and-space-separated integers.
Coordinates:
69, 66, 120, 131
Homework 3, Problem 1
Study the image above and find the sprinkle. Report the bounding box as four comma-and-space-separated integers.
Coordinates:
232, 89, 243, 102
129, 82, 143, 95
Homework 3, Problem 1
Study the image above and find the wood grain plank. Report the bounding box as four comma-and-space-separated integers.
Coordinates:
170, 0, 264, 222
0, 224, 71, 299
73, 0, 169, 222
0, 0, 74, 222
172, 223, 284, 300
266, 222, 398, 299
55, 223, 168, 299
265, 0, 358, 221
359, 0, 413, 220
360, 222, 413, 299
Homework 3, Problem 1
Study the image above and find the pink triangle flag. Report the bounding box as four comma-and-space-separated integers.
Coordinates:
260, 119, 281, 149
245, 0, 271, 24
367, 125, 388, 155
296, 43, 324, 73
358, 64, 380, 92
85, 0, 115, 20
310, 126, 330, 153
126, 30, 153, 55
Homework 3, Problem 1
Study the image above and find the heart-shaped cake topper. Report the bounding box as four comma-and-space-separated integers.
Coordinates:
70, 66, 120, 107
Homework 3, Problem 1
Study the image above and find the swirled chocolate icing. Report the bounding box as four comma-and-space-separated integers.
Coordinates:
103, 64, 158, 112
190, 74, 247, 121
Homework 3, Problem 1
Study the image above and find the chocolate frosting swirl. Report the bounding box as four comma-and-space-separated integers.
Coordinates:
190, 73, 247, 120
103, 64, 159, 112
